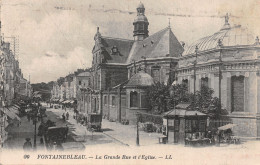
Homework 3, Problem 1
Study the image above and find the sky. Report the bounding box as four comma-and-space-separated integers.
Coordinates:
1, 0, 260, 83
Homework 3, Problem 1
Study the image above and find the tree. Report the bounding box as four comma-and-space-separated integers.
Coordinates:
146, 82, 190, 114
146, 82, 228, 119
146, 82, 170, 114
187, 86, 228, 119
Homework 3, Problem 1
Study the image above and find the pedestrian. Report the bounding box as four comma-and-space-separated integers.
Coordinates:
23, 138, 32, 151
62, 113, 65, 121
27, 113, 30, 122
66, 112, 69, 120
40, 138, 44, 145
53, 141, 57, 151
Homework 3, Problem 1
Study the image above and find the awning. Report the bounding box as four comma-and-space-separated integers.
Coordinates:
163, 109, 207, 117
218, 124, 237, 130
8, 106, 19, 115
4, 108, 21, 121
14, 104, 20, 109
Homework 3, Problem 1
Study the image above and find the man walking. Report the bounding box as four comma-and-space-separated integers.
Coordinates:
66, 112, 69, 120
23, 138, 32, 151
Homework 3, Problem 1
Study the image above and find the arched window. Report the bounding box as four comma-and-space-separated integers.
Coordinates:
231, 75, 244, 112
130, 91, 139, 107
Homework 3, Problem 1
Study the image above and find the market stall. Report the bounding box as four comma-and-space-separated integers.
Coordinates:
163, 108, 208, 145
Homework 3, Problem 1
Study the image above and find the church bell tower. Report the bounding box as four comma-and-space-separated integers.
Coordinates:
133, 2, 149, 41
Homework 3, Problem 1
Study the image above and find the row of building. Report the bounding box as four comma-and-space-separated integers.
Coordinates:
51, 2, 260, 138
0, 37, 32, 147
51, 69, 91, 112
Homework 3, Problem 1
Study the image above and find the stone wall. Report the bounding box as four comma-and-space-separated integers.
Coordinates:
231, 117, 257, 137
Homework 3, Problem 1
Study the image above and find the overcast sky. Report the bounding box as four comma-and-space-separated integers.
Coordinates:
1, 0, 260, 83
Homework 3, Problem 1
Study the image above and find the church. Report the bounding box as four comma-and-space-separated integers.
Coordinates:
85, 2, 260, 138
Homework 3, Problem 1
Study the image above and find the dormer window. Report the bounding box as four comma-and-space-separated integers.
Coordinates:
111, 46, 118, 55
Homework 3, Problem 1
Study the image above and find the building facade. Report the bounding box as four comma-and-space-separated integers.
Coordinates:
177, 15, 260, 137
84, 3, 260, 138
89, 2, 183, 124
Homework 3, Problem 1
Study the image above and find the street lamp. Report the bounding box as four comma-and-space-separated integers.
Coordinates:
136, 113, 140, 146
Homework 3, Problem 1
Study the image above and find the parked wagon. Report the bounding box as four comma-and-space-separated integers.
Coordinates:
87, 113, 102, 132
45, 126, 69, 145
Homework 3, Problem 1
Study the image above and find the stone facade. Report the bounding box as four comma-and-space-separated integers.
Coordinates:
53, 2, 260, 138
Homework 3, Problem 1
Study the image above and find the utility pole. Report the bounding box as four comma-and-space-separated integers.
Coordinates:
193, 46, 198, 110
218, 39, 223, 116
217, 39, 223, 146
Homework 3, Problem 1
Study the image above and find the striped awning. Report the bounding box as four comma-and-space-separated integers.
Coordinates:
218, 124, 237, 130
8, 106, 19, 115
4, 108, 21, 121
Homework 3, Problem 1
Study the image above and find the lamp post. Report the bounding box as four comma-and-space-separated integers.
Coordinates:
136, 113, 140, 146
32, 104, 39, 149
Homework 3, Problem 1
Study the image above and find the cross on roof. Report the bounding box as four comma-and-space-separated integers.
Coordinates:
225, 13, 229, 25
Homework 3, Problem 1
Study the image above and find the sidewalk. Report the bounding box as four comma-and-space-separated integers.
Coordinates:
3, 116, 46, 151
102, 119, 162, 146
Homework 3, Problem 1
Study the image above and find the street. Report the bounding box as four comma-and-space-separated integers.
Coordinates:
3, 103, 166, 150
4, 103, 260, 151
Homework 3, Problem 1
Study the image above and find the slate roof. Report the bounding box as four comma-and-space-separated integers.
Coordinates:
100, 37, 134, 64
125, 72, 154, 87
126, 27, 184, 63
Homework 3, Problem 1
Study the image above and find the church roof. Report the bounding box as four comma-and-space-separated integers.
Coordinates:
183, 25, 256, 56
126, 27, 184, 63
125, 72, 154, 87
100, 37, 134, 64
